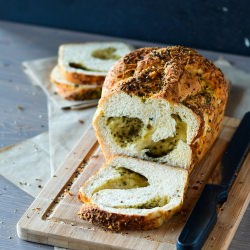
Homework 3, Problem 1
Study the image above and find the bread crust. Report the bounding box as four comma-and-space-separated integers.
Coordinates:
51, 75, 102, 100
59, 65, 105, 86
96, 46, 228, 170
78, 203, 179, 231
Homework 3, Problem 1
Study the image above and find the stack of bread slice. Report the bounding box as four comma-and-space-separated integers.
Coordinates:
50, 42, 133, 100
78, 46, 229, 231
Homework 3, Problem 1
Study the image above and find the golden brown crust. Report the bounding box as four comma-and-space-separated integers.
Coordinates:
59, 65, 105, 86
100, 46, 228, 168
78, 204, 176, 231
51, 78, 102, 101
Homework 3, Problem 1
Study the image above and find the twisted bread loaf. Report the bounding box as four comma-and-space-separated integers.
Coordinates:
93, 46, 228, 172
78, 46, 228, 231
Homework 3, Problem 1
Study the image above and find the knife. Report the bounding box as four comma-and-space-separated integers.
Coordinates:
177, 111, 250, 250
62, 99, 99, 110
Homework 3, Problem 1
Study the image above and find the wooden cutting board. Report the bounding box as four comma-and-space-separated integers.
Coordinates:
17, 117, 250, 250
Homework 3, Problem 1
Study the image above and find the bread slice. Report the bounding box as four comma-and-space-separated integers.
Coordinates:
50, 66, 102, 100
58, 42, 133, 85
78, 156, 188, 231
93, 46, 228, 172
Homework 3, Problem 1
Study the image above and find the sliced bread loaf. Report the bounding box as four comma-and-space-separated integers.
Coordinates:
58, 42, 133, 85
93, 46, 228, 172
78, 156, 188, 231
50, 66, 102, 100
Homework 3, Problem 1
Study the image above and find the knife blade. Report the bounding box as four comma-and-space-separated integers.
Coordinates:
62, 99, 99, 110
177, 111, 250, 250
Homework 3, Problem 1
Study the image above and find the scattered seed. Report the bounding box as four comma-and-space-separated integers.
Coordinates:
65, 191, 73, 196
78, 119, 84, 124
32, 207, 41, 211
19, 181, 27, 186
17, 105, 24, 111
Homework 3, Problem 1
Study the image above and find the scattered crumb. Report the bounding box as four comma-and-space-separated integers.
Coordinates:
65, 190, 73, 196
17, 105, 24, 111
53, 91, 58, 95
91, 154, 99, 159
14, 209, 18, 213
26, 215, 30, 219
0, 221, 3, 224
53, 175, 57, 178
180, 209, 188, 216
35, 178, 42, 182
78, 119, 84, 124
211, 236, 216, 240
32, 207, 41, 211
19, 181, 28, 186
48, 218, 58, 223
144, 235, 153, 241
38, 185, 43, 189
8, 236, 12, 239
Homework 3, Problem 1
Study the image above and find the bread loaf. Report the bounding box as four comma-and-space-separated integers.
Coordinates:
78, 156, 188, 231
93, 46, 228, 172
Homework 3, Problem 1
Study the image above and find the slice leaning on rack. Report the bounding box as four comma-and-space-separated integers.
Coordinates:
78, 46, 229, 231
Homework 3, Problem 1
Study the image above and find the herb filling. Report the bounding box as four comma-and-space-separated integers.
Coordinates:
106, 114, 187, 158
91, 47, 120, 60
93, 167, 149, 194
106, 116, 143, 147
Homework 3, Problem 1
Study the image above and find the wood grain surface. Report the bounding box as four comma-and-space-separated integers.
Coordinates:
1, 20, 250, 249
17, 117, 250, 250
0, 175, 52, 249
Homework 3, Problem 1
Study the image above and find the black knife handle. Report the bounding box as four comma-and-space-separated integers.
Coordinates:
177, 184, 227, 250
